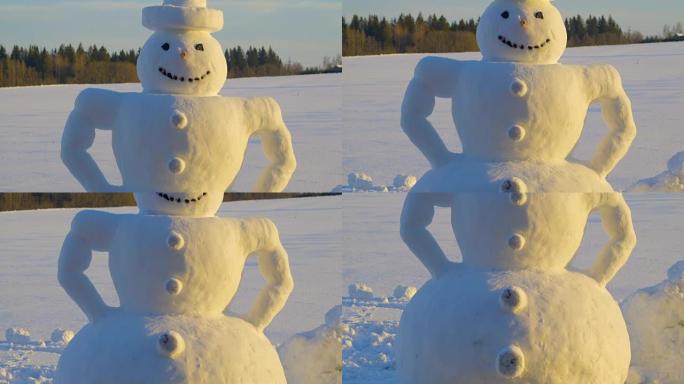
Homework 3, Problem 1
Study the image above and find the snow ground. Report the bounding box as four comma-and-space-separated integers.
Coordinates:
342, 193, 684, 384
0, 74, 342, 193
343, 42, 684, 192
0, 196, 341, 382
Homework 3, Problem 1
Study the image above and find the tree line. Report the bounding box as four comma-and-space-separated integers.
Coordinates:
0, 43, 341, 88
343, 13, 675, 56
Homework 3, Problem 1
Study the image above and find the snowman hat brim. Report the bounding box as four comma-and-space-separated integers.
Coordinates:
143, 5, 223, 33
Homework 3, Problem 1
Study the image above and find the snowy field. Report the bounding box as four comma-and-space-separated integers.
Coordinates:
342, 193, 684, 384
343, 42, 684, 192
0, 74, 341, 193
0, 196, 341, 382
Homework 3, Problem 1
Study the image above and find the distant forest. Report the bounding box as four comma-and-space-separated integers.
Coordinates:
0, 44, 342, 88
343, 13, 682, 56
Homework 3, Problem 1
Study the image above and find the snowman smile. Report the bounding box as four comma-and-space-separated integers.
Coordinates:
158, 67, 211, 83
157, 192, 208, 204
498, 35, 551, 51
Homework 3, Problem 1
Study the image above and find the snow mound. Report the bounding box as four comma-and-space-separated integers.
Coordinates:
5, 328, 31, 344
333, 173, 416, 193
627, 151, 684, 192
622, 260, 684, 384
278, 306, 343, 384
348, 283, 374, 300
392, 285, 417, 301
50, 329, 74, 345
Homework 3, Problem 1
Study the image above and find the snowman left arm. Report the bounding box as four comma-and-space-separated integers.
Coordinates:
245, 97, 297, 192
239, 218, 294, 332
587, 193, 637, 287
585, 65, 637, 178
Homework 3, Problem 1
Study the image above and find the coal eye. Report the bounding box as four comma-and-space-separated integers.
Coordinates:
195, 43, 204, 51
501, 11, 510, 19
535, 11, 544, 19
161, 43, 170, 51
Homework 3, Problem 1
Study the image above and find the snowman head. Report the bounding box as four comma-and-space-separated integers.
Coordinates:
477, 0, 567, 64
138, 0, 227, 96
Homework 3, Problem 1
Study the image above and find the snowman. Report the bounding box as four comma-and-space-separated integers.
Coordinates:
56, 2, 296, 383
397, 0, 638, 383
55, 200, 294, 383
61, 0, 297, 194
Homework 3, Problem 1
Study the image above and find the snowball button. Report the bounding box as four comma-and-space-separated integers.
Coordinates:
165, 278, 183, 295
167, 231, 185, 250
497, 345, 526, 378
508, 125, 526, 142
168, 157, 186, 174
170, 110, 188, 129
499, 286, 528, 313
157, 331, 185, 358
510, 78, 528, 97
508, 233, 526, 251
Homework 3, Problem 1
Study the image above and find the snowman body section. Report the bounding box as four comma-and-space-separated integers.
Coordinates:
397, 268, 630, 384
112, 93, 253, 193
57, 313, 286, 384
452, 62, 595, 162
109, 214, 247, 316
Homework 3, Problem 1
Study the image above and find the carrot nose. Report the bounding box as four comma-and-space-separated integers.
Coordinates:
180, 51, 188, 60
520, 19, 528, 28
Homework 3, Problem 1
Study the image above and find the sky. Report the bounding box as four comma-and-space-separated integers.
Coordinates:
344, 0, 684, 37
0, 0, 341, 67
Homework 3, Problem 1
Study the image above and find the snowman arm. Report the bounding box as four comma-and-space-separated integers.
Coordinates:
246, 97, 297, 192
588, 193, 637, 287
240, 218, 294, 332
401, 57, 460, 168
58, 210, 118, 322
400, 192, 454, 278
61, 88, 121, 191
586, 65, 637, 178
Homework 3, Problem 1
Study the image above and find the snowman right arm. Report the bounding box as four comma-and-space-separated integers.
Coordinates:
401, 56, 460, 169
61, 88, 121, 192
58, 210, 119, 322
400, 192, 455, 278
239, 218, 294, 332
587, 193, 637, 287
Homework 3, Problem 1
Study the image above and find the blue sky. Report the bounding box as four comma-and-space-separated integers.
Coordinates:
344, 0, 684, 37
0, 0, 341, 67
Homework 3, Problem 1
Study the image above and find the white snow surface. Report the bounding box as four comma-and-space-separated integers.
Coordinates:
0, 196, 341, 383
0, 74, 341, 192
343, 42, 684, 191
342, 193, 684, 384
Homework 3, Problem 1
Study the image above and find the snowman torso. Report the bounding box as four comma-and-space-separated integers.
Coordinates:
453, 62, 592, 162
112, 94, 251, 192
109, 214, 247, 316
451, 192, 597, 271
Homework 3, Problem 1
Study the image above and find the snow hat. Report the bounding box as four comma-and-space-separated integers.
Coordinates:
142, 0, 224, 33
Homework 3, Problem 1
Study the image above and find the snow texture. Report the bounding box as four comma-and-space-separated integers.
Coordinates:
333, 173, 417, 193
622, 261, 684, 384
278, 306, 343, 384
628, 151, 684, 193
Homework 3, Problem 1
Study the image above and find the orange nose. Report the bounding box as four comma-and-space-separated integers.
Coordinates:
520, 19, 528, 28
180, 51, 188, 60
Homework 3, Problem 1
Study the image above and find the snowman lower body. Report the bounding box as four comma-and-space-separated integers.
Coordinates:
55, 312, 287, 384
396, 267, 630, 384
